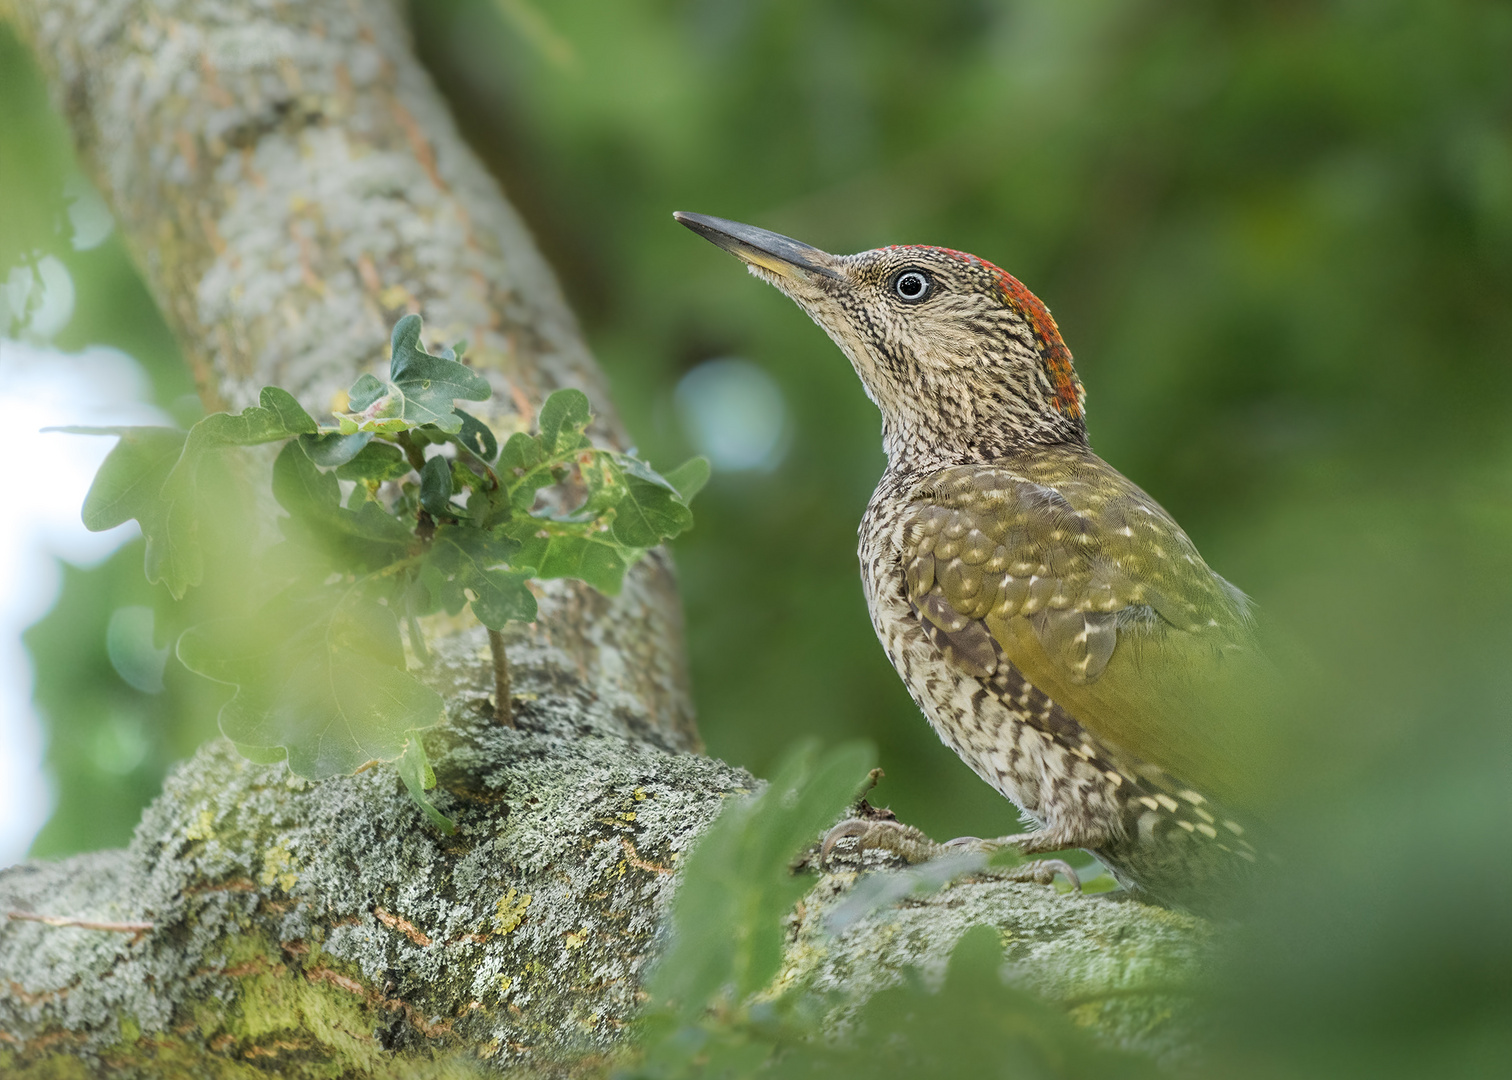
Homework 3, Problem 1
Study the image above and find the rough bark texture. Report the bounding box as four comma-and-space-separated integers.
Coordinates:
0, 629, 752, 1077
0, 1, 1210, 1076
784, 865, 1211, 1071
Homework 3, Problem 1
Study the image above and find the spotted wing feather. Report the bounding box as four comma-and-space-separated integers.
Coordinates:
902, 445, 1273, 808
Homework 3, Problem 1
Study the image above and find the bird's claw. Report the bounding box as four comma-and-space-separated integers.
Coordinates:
820, 820, 1081, 892
941, 835, 1082, 891
820, 817, 940, 865
819, 818, 872, 862
1003, 857, 1081, 891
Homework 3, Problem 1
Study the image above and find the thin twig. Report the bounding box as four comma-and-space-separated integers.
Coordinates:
394, 430, 429, 474
7, 910, 154, 933
488, 628, 514, 727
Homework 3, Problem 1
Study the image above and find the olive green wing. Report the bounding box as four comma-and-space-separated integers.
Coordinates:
902, 448, 1274, 809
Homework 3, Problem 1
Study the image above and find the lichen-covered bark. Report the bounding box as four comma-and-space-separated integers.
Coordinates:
784, 867, 1211, 1070
0, 0, 1211, 1075
0, 623, 1212, 1079
0, 630, 752, 1077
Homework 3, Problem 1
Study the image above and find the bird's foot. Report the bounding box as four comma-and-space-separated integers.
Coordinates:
820, 818, 942, 866
819, 820, 1081, 892
939, 834, 1081, 890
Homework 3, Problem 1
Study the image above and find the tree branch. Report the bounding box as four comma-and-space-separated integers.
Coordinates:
0, 1, 1209, 1076
488, 627, 514, 728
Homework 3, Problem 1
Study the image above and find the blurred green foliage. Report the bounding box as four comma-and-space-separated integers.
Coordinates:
21, 544, 223, 854
5, 1, 1512, 1075
3, 25, 203, 857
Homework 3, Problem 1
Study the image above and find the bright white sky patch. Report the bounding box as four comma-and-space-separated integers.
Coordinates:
0, 338, 167, 866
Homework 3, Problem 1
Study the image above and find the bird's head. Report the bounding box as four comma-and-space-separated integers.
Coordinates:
675, 212, 1086, 466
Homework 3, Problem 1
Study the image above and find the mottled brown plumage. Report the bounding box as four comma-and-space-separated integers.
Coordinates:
676, 212, 1273, 910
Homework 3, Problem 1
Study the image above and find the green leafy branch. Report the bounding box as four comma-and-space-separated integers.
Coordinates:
57, 314, 708, 831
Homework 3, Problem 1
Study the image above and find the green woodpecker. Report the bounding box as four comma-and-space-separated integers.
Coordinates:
677, 212, 1273, 911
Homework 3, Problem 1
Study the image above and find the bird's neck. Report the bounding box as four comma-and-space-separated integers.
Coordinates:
880, 409, 1088, 473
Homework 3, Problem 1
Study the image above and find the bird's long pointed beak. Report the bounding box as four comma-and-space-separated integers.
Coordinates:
674, 211, 841, 281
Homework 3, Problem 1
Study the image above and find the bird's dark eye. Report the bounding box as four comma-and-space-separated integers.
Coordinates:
892, 269, 932, 303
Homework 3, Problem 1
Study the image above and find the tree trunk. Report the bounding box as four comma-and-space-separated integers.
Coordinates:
0, 1, 1209, 1076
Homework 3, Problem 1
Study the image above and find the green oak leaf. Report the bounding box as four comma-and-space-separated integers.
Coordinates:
345, 372, 396, 414
255, 386, 320, 436
334, 371, 412, 434
61, 387, 321, 598
178, 586, 444, 779
233, 743, 289, 765
419, 454, 460, 518
300, 430, 374, 467
648, 740, 875, 1019
499, 430, 558, 513
397, 737, 455, 834
510, 532, 629, 596
537, 387, 592, 455
334, 440, 412, 483
424, 525, 536, 629
272, 437, 342, 518
613, 472, 693, 547
470, 570, 536, 628
581, 454, 695, 548
335, 317, 491, 435
386, 314, 492, 433
454, 409, 498, 462
664, 456, 712, 502
499, 431, 544, 473
175, 387, 317, 456
271, 442, 412, 573
57, 426, 185, 531
446, 460, 513, 532
403, 425, 456, 448
417, 558, 468, 616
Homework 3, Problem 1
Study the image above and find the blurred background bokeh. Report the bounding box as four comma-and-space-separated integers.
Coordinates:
2, 2, 1509, 1073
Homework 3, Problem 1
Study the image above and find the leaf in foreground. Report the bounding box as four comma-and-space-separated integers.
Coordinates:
62, 388, 321, 597
774, 925, 1163, 1079
397, 737, 456, 834
178, 587, 445, 779
272, 441, 414, 573
67, 426, 192, 589
649, 741, 875, 1024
